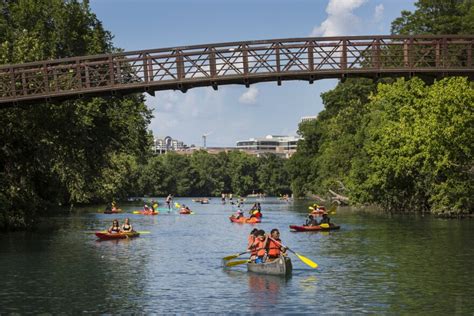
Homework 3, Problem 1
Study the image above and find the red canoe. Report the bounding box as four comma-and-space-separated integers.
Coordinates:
229, 216, 261, 224
95, 231, 140, 240
289, 225, 340, 232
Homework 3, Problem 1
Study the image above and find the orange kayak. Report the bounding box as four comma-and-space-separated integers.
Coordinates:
229, 216, 261, 224
179, 209, 192, 214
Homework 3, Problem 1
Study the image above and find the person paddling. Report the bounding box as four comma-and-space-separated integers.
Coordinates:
266, 229, 286, 261
247, 228, 259, 261
249, 229, 267, 263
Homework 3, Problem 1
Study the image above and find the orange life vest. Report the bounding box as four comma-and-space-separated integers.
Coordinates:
253, 238, 266, 257
267, 238, 282, 257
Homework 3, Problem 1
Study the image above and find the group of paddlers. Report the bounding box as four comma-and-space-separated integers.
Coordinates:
231, 202, 263, 220
247, 228, 286, 263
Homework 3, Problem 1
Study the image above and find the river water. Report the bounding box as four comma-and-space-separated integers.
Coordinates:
1, 198, 473, 314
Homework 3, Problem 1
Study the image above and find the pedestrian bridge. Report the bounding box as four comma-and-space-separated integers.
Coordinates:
0, 35, 473, 107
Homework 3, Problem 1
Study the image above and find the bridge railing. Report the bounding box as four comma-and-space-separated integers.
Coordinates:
0, 35, 472, 106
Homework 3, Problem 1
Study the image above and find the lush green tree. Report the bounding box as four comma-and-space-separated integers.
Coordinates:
358, 77, 473, 214
256, 153, 291, 196
0, 0, 152, 229
391, 0, 474, 35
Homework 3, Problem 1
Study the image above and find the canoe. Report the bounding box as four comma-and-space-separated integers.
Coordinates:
247, 256, 292, 276
95, 231, 140, 240
289, 224, 340, 232
229, 216, 261, 224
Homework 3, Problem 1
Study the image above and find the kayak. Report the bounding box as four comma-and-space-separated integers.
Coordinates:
95, 231, 140, 240
179, 209, 193, 214
103, 209, 122, 214
229, 216, 261, 224
289, 224, 340, 232
247, 256, 292, 276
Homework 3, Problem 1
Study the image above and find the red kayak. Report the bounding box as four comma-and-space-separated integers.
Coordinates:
289, 225, 340, 232
179, 209, 193, 214
229, 216, 261, 224
95, 231, 140, 240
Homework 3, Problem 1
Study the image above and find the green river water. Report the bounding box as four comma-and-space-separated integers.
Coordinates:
1, 198, 473, 314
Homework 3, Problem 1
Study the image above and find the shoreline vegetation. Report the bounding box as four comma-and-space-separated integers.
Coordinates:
0, 0, 472, 230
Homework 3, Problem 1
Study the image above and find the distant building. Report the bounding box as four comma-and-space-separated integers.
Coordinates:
300, 115, 317, 123
153, 136, 186, 154
236, 135, 301, 158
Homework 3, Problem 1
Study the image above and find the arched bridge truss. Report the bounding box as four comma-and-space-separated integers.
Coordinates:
0, 35, 473, 107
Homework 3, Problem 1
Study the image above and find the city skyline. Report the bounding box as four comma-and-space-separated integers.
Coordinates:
90, 0, 416, 146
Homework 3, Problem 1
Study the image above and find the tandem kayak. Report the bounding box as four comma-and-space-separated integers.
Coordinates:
247, 256, 292, 276
289, 224, 340, 232
95, 231, 140, 240
229, 216, 261, 224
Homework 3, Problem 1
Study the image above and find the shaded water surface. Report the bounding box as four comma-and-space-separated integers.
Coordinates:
1, 198, 473, 313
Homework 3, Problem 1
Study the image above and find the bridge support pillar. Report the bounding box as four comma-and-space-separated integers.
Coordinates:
277, 77, 282, 86
211, 82, 218, 91
243, 78, 250, 88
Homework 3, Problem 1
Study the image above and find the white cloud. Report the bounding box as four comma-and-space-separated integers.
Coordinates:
238, 86, 259, 105
311, 0, 368, 37
374, 4, 384, 23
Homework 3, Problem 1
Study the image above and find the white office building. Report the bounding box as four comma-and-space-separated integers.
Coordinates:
236, 135, 301, 158
153, 136, 186, 154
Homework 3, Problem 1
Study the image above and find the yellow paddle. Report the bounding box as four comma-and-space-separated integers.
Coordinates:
223, 250, 250, 261
269, 237, 318, 269
225, 259, 250, 267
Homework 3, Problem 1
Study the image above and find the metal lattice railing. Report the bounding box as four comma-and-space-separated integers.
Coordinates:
0, 35, 473, 106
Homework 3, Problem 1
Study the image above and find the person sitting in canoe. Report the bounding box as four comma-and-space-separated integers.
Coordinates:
249, 229, 267, 263
108, 219, 121, 234
247, 228, 259, 261
305, 215, 318, 227
266, 228, 286, 261
121, 218, 134, 232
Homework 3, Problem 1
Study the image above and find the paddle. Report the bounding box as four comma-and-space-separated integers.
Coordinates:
269, 237, 318, 269
225, 259, 250, 267
223, 250, 250, 261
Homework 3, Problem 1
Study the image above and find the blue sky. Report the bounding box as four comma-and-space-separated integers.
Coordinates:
90, 0, 416, 147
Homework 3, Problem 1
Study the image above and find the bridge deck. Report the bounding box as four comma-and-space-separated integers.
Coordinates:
0, 35, 473, 106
